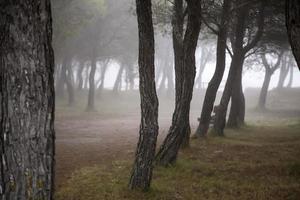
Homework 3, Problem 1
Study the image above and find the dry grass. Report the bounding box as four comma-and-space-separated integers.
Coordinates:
55, 121, 300, 200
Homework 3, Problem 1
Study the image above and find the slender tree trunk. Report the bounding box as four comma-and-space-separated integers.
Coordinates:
86, 54, 97, 111
98, 60, 109, 94
56, 59, 67, 98
129, 0, 159, 191
286, 0, 300, 68
227, 1, 265, 128
287, 64, 294, 88
0, 1, 55, 199
155, 0, 201, 166
213, 2, 248, 135
277, 55, 289, 89
194, 0, 231, 137
77, 61, 85, 91
113, 64, 125, 93
258, 71, 272, 109
66, 60, 75, 106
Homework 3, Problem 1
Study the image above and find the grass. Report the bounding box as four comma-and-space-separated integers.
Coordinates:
55, 122, 300, 200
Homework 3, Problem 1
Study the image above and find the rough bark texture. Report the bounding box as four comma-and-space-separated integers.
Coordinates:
286, 0, 300, 69
195, 0, 231, 137
129, 0, 159, 191
0, 1, 55, 199
155, 0, 201, 166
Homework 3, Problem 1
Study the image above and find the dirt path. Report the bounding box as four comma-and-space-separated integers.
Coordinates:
55, 114, 179, 188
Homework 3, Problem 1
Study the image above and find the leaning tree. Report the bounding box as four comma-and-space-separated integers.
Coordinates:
155, 0, 202, 166
0, 0, 55, 199
129, 0, 159, 190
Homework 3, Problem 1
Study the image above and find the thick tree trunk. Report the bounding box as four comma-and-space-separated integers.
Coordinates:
0, 1, 55, 199
129, 0, 159, 191
227, 2, 265, 128
286, 0, 300, 68
213, 0, 249, 136
155, 0, 201, 166
194, 0, 231, 137
227, 57, 245, 127
258, 71, 272, 110
86, 54, 97, 111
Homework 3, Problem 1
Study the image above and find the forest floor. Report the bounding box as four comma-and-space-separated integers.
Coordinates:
54, 90, 300, 199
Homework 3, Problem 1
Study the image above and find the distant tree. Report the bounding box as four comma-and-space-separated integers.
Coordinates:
286, 0, 300, 68
0, 1, 55, 199
277, 54, 290, 90
129, 0, 159, 190
258, 50, 284, 109
155, 0, 202, 166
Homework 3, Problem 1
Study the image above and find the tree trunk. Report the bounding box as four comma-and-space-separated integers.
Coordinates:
97, 60, 109, 94
113, 64, 125, 93
56, 59, 67, 98
66, 60, 75, 106
129, 0, 159, 191
286, 0, 300, 68
258, 71, 272, 109
194, 0, 231, 137
86, 54, 97, 111
277, 55, 289, 89
77, 61, 85, 91
155, 0, 201, 166
227, 57, 245, 127
213, 2, 248, 135
0, 1, 55, 199
83, 65, 89, 90
287, 63, 294, 88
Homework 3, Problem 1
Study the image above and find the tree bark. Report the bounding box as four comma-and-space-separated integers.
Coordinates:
129, 0, 159, 191
213, 0, 249, 136
0, 1, 55, 199
155, 0, 201, 166
286, 0, 300, 69
194, 0, 231, 137
226, 1, 266, 128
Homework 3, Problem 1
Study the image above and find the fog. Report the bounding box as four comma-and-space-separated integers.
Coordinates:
50, 0, 300, 198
